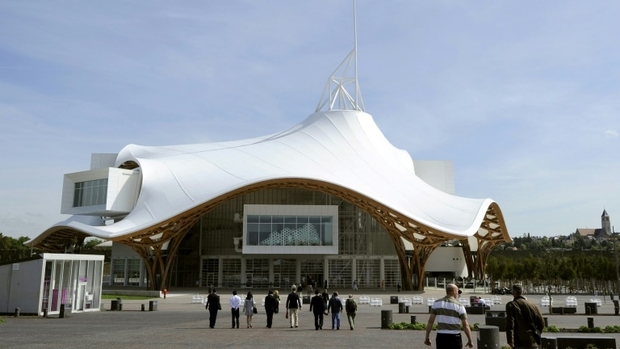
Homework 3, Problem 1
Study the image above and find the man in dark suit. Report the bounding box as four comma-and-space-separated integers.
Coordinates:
205, 289, 221, 328
264, 290, 278, 328
309, 290, 326, 330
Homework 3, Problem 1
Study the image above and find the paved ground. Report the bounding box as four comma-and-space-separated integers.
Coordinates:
1, 287, 619, 349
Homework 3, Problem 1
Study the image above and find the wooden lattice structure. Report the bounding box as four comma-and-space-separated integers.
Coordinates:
31, 178, 510, 291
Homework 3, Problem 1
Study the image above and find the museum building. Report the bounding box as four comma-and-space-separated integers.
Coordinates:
27, 46, 510, 291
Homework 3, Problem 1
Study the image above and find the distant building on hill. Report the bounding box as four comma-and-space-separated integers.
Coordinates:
574, 209, 613, 240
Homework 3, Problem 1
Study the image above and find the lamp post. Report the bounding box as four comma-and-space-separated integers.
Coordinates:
615, 239, 620, 296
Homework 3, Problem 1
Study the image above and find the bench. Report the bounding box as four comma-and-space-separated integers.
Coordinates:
466, 305, 486, 314
359, 295, 370, 304
551, 306, 577, 314
191, 294, 205, 304
542, 336, 616, 349
565, 296, 578, 307
412, 296, 423, 304
370, 298, 383, 307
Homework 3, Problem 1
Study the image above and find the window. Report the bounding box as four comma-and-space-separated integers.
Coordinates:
73, 179, 108, 207
246, 214, 333, 247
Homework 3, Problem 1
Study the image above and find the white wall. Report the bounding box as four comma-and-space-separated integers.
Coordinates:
0, 259, 43, 314
413, 160, 455, 195
112, 242, 141, 258
425, 246, 468, 277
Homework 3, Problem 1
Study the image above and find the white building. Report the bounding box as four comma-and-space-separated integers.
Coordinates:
28, 39, 509, 291
0, 254, 104, 316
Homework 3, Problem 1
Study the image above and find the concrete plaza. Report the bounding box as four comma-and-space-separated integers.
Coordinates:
1, 287, 619, 349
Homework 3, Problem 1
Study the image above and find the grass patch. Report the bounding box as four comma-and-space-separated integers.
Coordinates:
102, 294, 156, 300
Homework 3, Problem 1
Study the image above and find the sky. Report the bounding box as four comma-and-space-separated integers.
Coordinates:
1, 1, 619, 239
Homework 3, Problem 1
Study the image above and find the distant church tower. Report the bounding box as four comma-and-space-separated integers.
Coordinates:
601, 209, 611, 237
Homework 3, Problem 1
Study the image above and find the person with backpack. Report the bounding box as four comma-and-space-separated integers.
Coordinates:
345, 294, 358, 330
328, 291, 343, 330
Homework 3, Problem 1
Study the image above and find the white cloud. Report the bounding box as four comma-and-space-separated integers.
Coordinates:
605, 130, 619, 138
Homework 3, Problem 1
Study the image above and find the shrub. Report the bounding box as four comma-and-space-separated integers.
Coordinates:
387, 322, 427, 330
544, 325, 560, 332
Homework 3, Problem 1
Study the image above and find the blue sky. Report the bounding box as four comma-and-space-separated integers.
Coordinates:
1, 1, 619, 239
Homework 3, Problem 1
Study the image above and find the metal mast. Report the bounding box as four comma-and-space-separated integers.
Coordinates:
315, 0, 365, 112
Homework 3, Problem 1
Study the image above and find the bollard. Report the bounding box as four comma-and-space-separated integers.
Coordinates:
585, 302, 598, 315
59, 304, 65, 318
477, 325, 500, 349
543, 317, 548, 328
381, 309, 392, 329
43, 308, 48, 318
141, 304, 145, 311
587, 317, 594, 329
14, 308, 20, 317
540, 337, 558, 349
410, 315, 416, 324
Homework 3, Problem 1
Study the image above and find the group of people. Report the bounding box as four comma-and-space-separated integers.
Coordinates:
209, 281, 545, 348
204, 285, 358, 331
205, 288, 267, 329
425, 283, 544, 349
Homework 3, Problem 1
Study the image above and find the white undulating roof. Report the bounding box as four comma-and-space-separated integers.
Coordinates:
33, 109, 503, 244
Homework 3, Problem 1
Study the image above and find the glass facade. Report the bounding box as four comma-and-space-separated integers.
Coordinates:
247, 215, 333, 247
355, 259, 380, 289
272, 259, 296, 288
201, 258, 219, 287
40, 257, 103, 315
168, 187, 400, 289
73, 178, 108, 207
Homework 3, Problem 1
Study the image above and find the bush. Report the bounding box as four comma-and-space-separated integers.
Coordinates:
387, 322, 426, 330
544, 325, 560, 332
602, 325, 620, 333
578, 326, 602, 333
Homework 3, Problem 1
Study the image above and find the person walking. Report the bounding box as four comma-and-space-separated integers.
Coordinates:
273, 290, 280, 314
205, 289, 221, 329
322, 289, 330, 310
242, 291, 256, 328
344, 294, 357, 330
328, 291, 343, 330
506, 284, 544, 349
309, 289, 326, 330
286, 286, 302, 328
424, 283, 473, 348
264, 290, 278, 328
230, 290, 242, 329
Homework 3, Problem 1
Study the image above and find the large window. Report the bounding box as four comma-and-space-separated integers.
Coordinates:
247, 215, 333, 247
73, 179, 108, 207
243, 205, 338, 254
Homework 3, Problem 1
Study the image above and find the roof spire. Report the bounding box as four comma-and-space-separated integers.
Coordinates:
315, 0, 364, 112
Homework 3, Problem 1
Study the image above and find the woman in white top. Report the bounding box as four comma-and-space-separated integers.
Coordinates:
242, 291, 256, 328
